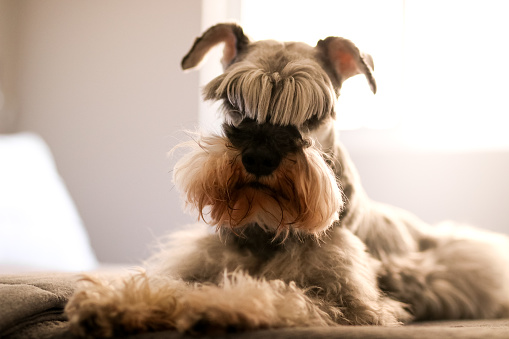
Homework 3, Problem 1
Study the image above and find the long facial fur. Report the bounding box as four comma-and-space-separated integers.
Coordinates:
172, 132, 343, 238
204, 41, 337, 128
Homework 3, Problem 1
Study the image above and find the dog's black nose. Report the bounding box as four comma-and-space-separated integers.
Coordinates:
242, 147, 281, 177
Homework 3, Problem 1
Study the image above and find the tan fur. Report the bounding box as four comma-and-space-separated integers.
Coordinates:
205, 57, 336, 126
65, 273, 184, 337
172, 134, 342, 236
65, 23, 509, 336
67, 226, 408, 336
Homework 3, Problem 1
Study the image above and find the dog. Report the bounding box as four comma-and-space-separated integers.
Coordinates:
65, 23, 509, 337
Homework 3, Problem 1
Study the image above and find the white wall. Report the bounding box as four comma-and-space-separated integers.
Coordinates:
0, 0, 20, 133
342, 130, 509, 235
14, 0, 201, 263
4, 0, 508, 266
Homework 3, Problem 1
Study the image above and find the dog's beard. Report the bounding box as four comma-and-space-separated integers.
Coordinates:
173, 133, 343, 237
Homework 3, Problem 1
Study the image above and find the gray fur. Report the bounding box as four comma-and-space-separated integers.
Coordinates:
204, 40, 336, 127
64, 23, 509, 336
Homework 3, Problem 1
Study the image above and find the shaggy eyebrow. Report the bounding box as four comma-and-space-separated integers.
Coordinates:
205, 60, 336, 126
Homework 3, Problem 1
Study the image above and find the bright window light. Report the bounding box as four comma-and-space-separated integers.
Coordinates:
400, 0, 509, 150
238, 0, 509, 149
240, 0, 405, 130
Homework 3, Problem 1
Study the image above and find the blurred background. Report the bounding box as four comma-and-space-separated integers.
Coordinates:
0, 0, 508, 269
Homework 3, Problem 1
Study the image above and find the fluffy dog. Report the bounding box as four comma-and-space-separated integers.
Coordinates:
65, 23, 509, 337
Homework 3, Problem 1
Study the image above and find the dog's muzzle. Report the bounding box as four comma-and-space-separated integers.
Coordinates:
241, 146, 280, 177
224, 119, 303, 177
172, 119, 342, 236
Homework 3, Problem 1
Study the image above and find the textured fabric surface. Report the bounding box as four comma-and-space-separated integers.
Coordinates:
9, 320, 509, 339
1, 273, 509, 339
0, 273, 78, 338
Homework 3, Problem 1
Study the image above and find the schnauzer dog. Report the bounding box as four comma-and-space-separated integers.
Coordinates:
65, 23, 509, 337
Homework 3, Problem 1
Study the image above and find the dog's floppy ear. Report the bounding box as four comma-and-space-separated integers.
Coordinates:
316, 37, 376, 94
181, 23, 250, 71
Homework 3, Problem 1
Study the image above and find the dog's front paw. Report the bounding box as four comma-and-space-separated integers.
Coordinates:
171, 289, 270, 335
65, 273, 182, 337
170, 274, 334, 335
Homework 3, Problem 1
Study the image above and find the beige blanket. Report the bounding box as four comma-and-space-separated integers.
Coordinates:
1, 273, 509, 339
0, 273, 77, 338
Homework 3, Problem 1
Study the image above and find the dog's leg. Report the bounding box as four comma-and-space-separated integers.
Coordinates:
63, 225, 241, 337
169, 272, 336, 333
65, 272, 187, 337
378, 223, 509, 320
256, 226, 412, 326
155, 224, 411, 326
173, 270, 406, 333
178, 226, 413, 327
65, 270, 337, 336
65, 227, 332, 336
65, 226, 410, 336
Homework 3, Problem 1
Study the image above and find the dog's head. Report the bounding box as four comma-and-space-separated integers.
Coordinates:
174, 23, 375, 238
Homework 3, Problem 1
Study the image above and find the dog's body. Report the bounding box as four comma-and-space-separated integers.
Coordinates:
65, 24, 509, 337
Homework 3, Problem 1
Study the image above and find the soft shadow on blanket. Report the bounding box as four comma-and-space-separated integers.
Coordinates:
1, 273, 509, 339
